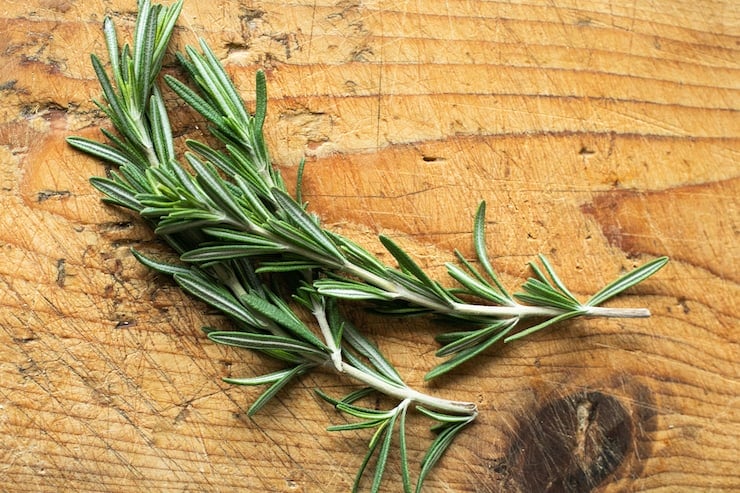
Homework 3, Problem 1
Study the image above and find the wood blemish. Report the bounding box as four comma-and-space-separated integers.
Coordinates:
37, 189, 70, 202
493, 391, 638, 492
56, 258, 66, 287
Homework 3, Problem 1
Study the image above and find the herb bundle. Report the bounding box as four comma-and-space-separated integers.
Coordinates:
68, 1, 667, 490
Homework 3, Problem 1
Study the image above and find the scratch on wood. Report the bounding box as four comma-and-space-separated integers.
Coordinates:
114, 320, 137, 329
579, 146, 596, 156
0, 79, 18, 91
12, 336, 38, 344
55, 258, 66, 287
37, 189, 70, 202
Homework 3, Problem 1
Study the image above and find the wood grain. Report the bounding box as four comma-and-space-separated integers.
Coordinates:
1, 0, 737, 491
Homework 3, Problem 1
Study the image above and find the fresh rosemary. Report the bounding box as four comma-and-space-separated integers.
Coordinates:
68, 1, 667, 490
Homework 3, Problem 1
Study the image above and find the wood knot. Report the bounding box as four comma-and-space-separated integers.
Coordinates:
496, 391, 635, 492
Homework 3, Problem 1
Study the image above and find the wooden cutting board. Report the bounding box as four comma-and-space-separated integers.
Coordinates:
1, 1, 737, 491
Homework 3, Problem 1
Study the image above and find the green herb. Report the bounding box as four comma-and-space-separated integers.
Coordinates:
68, 1, 667, 490
69, 2, 475, 490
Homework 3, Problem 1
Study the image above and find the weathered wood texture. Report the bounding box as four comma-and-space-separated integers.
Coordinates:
1, 0, 737, 491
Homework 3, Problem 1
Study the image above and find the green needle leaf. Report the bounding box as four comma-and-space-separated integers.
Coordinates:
426, 319, 516, 380
130, 249, 190, 276
255, 260, 323, 273
472, 201, 512, 299
165, 74, 224, 125
586, 256, 669, 307
370, 412, 397, 493
327, 420, 388, 432
239, 291, 328, 350
379, 235, 451, 303
415, 420, 471, 493
504, 310, 584, 343
181, 242, 286, 262
342, 324, 405, 386
245, 363, 314, 416
91, 54, 140, 144
254, 69, 267, 134
207, 331, 327, 360
271, 188, 345, 261
89, 177, 142, 211
353, 426, 383, 493
67, 137, 134, 167
223, 366, 302, 386
536, 254, 580, 304
149, 85, 174, 163
339, 387, 376, 405
314, 278, 397, 302
416, 406, 477, 423
335, 402, 396, 421
197, 38, 251, 123
186, 153, 252, 226
435, 319, 515, 357
102, 16, 120, 79
134, 5, 157, 108
515, 278, 582, 311
446, 262, 513, 306
398, 406, 411, 493
173, 271, 262, 327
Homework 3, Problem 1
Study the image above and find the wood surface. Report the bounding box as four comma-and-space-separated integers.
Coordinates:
0, 0, 738, 491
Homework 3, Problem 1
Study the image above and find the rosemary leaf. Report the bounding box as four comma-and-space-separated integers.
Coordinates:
415, 420, 471, 493
353, 430, 383, 493
425, 320, 516, 381
342, 323, 405, 387
446, 262, 513, 306
435, 319, 516, 357
240, 291, 328, 350
172, 270, 262, 327
89, 176, 143, 211
371, 411, 398, 493
398, 407, 412, 493
504, 310, 585, 343
327, 419, 389, 432
587, 256, 670, 307
67, 137, 134, 167
223, 366, 303, 386
207, 331, 327, 360
271, 188, 345, 260
537, 254, 580, 305
244, 363, 314, 416
472, 202, 512, 300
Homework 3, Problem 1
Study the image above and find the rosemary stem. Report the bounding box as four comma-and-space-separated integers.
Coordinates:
450, 302, 651, 319
341, 261, 453, 310
312, 298, 343, 372
583, 306, 651, 318
339, 363, 478, 416
449, 302, 562, 319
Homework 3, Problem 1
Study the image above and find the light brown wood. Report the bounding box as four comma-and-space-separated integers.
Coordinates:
1, 1, 738, 491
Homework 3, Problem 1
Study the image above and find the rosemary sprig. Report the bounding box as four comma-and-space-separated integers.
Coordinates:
69, 2, 476, 490
68, 1, 667, 488
135, 242, 475, 492
69, 1, 667, 381
143, 247, 476, 491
